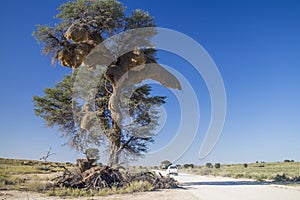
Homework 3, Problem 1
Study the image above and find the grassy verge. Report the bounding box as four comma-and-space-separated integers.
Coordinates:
179, 162, 300, 182
0, 158, 71, 191
46, 181, 154, 197
0, 158, 155, 197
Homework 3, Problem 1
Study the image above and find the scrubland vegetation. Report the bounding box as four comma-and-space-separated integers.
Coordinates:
0, 158, 158, 197
179, 161, 300, 182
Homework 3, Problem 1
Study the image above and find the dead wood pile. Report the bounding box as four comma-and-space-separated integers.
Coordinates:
125, 171, 178, 189
53, 159, 178, 190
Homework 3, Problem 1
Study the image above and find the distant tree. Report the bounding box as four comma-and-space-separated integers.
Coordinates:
161, 160, 171, 169
206, 163, 213, 168
214, 163, 221, 169
85, 148, 100, 161
284, 159, 291, 162
183, 164, 194, 169
243, 163, 248, 168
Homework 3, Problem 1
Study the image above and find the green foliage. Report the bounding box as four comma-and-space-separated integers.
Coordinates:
33, 72, 166, 164
205, 163, 213, 168
284, 159, 294, 162
214, 163, 221, 169
56, 0, 125, 32
85, 148, 100, 161
160, 160, 171, 169
33, 74, 75, 131
33, 74, 87, 151
126, 9, 155, 29
33, 0, 165, 166
33, 0, 156, 64
183, 164, 194, 169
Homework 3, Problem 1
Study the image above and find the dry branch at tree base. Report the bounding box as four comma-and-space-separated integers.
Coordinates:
125, 171, 178, 189
53, 159, 178, 190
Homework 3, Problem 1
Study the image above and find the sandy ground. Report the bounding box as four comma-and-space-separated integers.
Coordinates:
2, 171, 300, 200
0, 189, 197, 200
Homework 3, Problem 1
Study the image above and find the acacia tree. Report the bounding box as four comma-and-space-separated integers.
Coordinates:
33, 0, 180, 166
33, 70, 165, 166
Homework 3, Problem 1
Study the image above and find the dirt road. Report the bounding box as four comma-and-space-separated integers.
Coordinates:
2, 172, 300, 200
172, 172, 300, 200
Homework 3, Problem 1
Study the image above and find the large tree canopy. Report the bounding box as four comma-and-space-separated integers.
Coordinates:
33, 0, 155, 69
33, 0, 180, 166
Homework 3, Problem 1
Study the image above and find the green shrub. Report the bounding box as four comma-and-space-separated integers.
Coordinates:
160, 160, 171, 169
183, 164, 194, 169
121, 181, 154, 193
47, 187, 93, 197
214, 163, 221, 169
205, 163, 213, 168
200, 168, 212, 175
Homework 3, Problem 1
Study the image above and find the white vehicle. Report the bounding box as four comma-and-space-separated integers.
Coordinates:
166, 165, 178, 176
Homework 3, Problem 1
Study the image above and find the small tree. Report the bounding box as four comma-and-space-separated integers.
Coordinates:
243, 163, 248, 168
214, 163, 221, 169
161, 160, 171, 169
85, 148, 100, 161
183, 164, 194, 169
206, 162, 213, 168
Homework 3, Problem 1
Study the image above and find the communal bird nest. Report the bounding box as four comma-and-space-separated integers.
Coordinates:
56, 22, 103, 69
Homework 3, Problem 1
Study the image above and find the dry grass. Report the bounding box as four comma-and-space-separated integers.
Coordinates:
0, 158, 70, 191
46, 181, 154, 197
180, 161, 300, 182
0, 158, 156, 197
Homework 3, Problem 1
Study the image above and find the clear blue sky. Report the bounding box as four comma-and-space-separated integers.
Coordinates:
0, 0, 299, 165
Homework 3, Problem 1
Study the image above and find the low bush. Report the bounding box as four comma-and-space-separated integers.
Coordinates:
205, 163, 213, 168
214, 163, 221, 169
121, 181, 154, 193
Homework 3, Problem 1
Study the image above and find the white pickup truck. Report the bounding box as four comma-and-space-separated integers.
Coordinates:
166, 165, 178, 176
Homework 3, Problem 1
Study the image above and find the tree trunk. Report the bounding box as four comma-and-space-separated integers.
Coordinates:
107, 122, 122, 167
108, 145, 121, 167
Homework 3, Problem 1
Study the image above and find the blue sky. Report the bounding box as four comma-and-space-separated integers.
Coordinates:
0, 0, 300, 165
